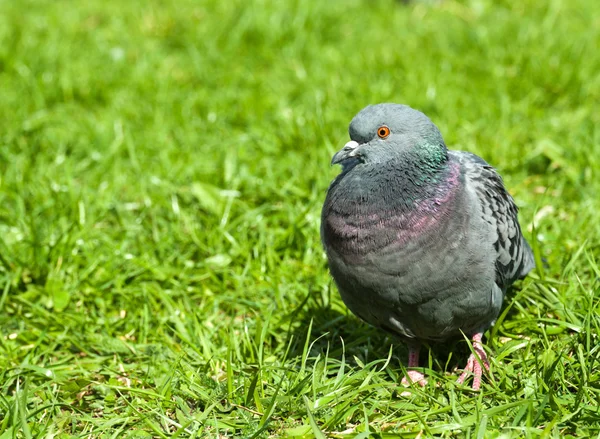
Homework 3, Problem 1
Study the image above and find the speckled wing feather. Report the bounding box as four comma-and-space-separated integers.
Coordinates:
451, 151, 535, 290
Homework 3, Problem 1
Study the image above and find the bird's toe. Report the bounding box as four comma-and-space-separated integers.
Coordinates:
401, 370, 427, 387
456, 350, 490, 390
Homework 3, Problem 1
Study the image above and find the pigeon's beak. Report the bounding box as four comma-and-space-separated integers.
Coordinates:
331, 140, 360, 166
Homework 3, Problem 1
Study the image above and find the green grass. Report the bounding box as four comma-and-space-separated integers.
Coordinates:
1, 0, 599, 437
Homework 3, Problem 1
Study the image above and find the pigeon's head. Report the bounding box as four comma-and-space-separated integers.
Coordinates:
331, 104, 447, 168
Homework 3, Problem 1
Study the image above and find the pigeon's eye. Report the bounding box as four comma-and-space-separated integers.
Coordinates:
377, 126, 390, 139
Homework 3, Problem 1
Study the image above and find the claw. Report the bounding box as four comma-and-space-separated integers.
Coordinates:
456, 332, 490, 390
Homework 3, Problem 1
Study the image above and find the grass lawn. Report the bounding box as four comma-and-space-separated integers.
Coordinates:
1, 0, 600, 437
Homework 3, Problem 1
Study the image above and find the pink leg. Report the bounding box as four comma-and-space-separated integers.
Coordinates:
401, 343, 427, 387
456, 332, 490, 390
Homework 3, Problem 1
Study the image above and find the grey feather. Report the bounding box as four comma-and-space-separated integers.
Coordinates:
451, 151, 535, 288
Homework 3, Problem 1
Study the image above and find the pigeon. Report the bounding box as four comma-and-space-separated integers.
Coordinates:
321, 103, 534, 390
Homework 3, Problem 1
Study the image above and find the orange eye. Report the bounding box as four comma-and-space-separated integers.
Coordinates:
377, 126, 390, 139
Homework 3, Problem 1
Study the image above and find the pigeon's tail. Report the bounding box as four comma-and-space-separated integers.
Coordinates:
519, 237, 536, 279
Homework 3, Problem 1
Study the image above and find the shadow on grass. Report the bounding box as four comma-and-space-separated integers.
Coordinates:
287, 302, 397, 364
282, 283, 531, 377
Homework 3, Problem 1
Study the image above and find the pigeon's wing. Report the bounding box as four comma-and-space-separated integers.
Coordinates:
450, 151, 535, 289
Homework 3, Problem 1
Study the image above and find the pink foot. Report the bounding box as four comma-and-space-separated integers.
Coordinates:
456, 333, 490, 390
401, 370, 427, 387
401, 343, 427, 387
